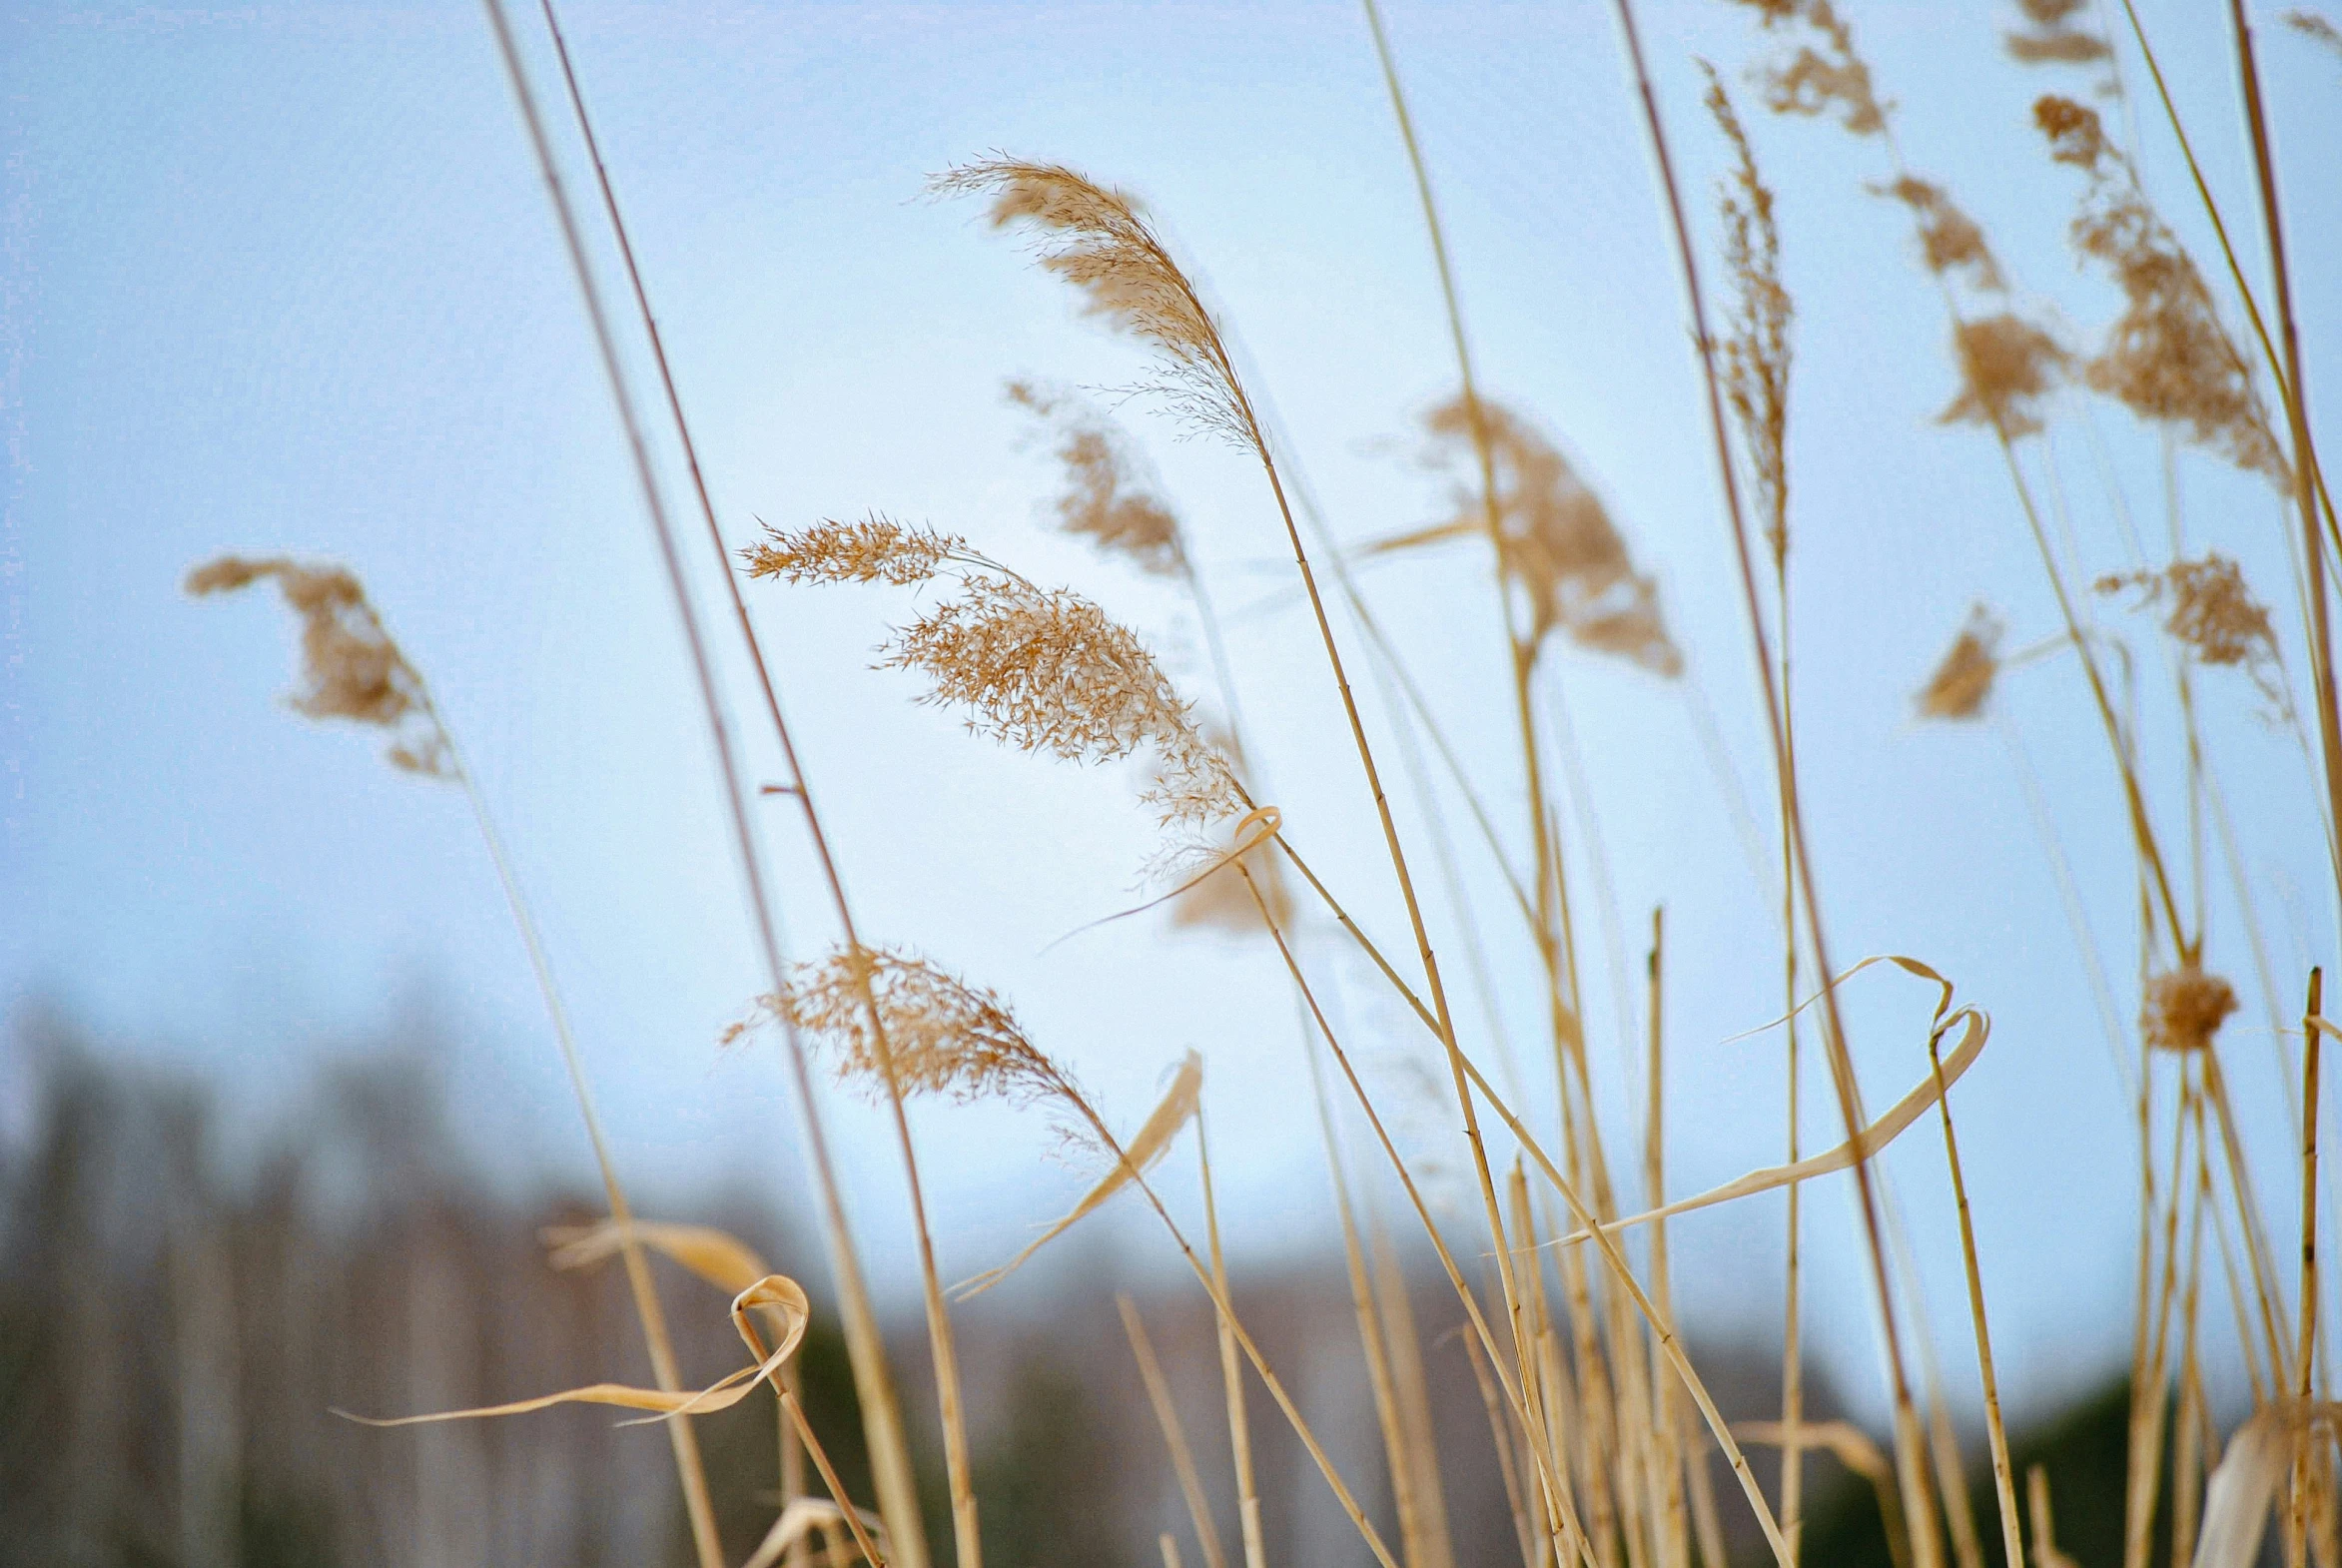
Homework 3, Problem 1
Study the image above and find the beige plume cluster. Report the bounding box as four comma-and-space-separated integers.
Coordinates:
186, 554, 455, 779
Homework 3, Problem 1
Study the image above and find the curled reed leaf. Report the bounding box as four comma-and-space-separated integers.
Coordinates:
187, 554, 455, 779
1008, 380, 1188, 578
1705, 65, 1796, 561
2140, 965, 2240, 1053
936, 159, 1253, 450
957, 1050, 1204, 1298
1392, 394, 1681, 676
1559, 954, 1992, 1247
2005, 0, 2110, 64
342, 1271, 811, 1428
1916, 605, 2005, 721
1939, 313, 2069, 438
2034, 96, 2289, 484
543, 1219, 771, 1296
741, 513, 972, 586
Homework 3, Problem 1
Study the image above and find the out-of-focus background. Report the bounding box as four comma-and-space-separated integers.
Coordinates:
5, 0, 2337, 1562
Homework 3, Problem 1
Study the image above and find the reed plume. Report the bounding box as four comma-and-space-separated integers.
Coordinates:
1705, 66, 1796, 562
749, 520, 1241, 829
2096, 554, 2285, 708
186, 555, 455, 779
2034, 95, 2290, 484
1391, 393, 1682, 676
2005, 0, 2111, 65
1939, 314, 2070, 438
1875, 177, 2006, 294
1008, 380, 1187, 578
1733, 0, 1887, 135
741, 513, 974, 586
935, 160, 1252, 451
1917, 606, 2006, 721
2283, 10, 2342, 61
747, 945, 1106, 1155
2140, 965, 2241, 1054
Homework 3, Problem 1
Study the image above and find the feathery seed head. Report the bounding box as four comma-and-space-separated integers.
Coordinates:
187, 554, 455, 779
753, 945, 1104, 1156
2282, 11, 2342, 60
1705, 66, 1797, 562
742, 514, 971, 586
1940, 314, 2069, 437
2033, 97, 2289, 484
2006, 0, 2110, 63
1008, 381, 1188, 578
1876, 177, 2005, 294
1735, 0, 1887, 134
2096, 554, 2285, 708
2140, 966, 2239, 1053
1916, 605, 2005, 721
882, 572, 1241, 828
1417, 395, 1681, 676
936, 159, 1253, 450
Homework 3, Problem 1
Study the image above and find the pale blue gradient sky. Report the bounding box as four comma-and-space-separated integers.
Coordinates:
6, 0, 2338, 1429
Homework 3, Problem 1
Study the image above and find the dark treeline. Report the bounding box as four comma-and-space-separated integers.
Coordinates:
0, 1006, 2130, 1567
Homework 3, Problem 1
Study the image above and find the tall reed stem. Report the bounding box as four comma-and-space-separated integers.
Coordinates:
476, 6, 925, 1559
1601, 7, 1944, 1561
531, 9, 975, 1563
2224, 0, 2342, 920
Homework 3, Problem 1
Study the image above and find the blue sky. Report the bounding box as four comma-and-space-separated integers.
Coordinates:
6, 0, 2339, 1428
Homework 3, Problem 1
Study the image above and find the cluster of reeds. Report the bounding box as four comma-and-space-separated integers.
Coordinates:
181, 0, 2342, 1566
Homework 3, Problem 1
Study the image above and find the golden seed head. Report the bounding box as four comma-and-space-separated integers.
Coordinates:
1008, 380, 1187, 578
1417, 394, 1682, 677
1706, 65, 1798, 561
883, 572, 1241, 828
2096, 554, 2285, 709
1916, 605, 2005, 721
741, 513, 970, 586
754, 944, 1102, 1155
2034, 96, 2289, 485
2006, 0, 2109, 64
1875, 177, 2005, 294
187, 554, 454, 779
936, 159, 1253, 451
1939, 314, 2069, 438
2140, 966, 2240, 1053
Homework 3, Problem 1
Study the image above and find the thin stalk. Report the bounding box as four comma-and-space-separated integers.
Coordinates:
473, 7, 921, 1560
1462, 1302, 1546, 1568
2292, 971, 2325, 1568
438, 724, 721, 1568
1240, 868, 1592, 1568
1119, 1293, 1231, 1568
1923, 997, 2024, 1568
1371, 1204, 1458, 1568
1199, 1120, 1268, 1568
1645, 912, 1692, 1568
1300, 1025, 1424, 1568
1359, 0, 1586, 1185
2224, 0, 2342, 921
532, 10, 969, 1563
1602, 8, 1927, 1554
